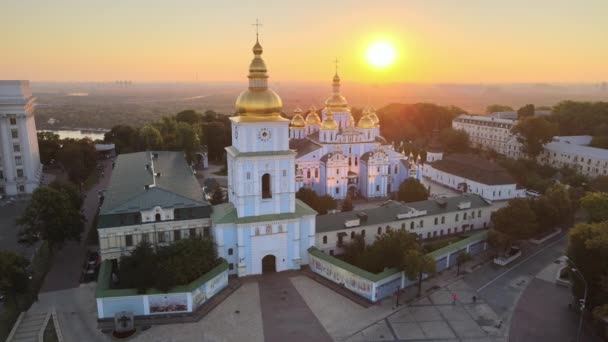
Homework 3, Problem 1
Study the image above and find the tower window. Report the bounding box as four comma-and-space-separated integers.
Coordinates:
322, 235, 327, 244
262, 173, 271, 198
246, 172, 251, 180
228, 248, 233, 255
155, 213, 161, 222
283, 170, 287, 177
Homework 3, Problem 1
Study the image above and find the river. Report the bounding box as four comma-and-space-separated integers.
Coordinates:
38, 129, 107, 141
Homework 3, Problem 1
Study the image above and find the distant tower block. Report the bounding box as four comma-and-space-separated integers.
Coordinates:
0, 80, 42, 195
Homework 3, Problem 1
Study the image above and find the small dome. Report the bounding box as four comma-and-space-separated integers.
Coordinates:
357, 114, 374, 129
321, 115, 338, 130
290, 108, 306, 128
367, 107, 380, 126
305, 106, 321, 125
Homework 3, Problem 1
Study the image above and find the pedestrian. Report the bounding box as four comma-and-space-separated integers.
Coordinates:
472, 295, 477, 303
452, 293, 458, 305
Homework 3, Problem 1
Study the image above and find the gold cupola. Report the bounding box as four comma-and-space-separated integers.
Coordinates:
367, 106, 380, 126
305, 105, 321, 125
324, 69, 349, 112
234, 36, 283, 118
320, 111, 339, 130
357, 113, 375, 129
290, 107, 306, 128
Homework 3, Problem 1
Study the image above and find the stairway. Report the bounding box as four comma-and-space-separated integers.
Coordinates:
7, 310, 49, 342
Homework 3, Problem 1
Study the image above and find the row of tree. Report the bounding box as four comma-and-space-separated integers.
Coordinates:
118, 238, 220, 293
37, 132, 98, 184
104, 110, 231, 164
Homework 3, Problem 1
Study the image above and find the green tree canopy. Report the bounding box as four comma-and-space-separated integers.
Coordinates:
580, 192, 608, 223
17, 185, 84, 249
296, 188, 337, 215
438, 128, 469, 153
210, 187, 225, 205
0, 251, 30, 302
512, 116, 558, 159
139, 124, 163, 150
176, 122, 201, 163
402, 248, 436, 296
341, 196, 354, 212
485, 104, 514, 114
567, 221, 608, 309
517, 104, 535, 119
175, 110, 201, 125
56, 138, 97, 184
491, 198, 538, 244
589, 176, 608, 192
397, 178, 429, 203
37, 131, 61, 164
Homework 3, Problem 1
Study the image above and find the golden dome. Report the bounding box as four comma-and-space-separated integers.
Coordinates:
321, 113, 339, 130
324, 71, 349, 111
234, 38, 283, 118
305, 106, 321, 125
290, 108, 306, 128
357, 114, 375, 129
368, 108, 380, 126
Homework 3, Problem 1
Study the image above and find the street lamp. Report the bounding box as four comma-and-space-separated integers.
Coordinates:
565, 256, 588, 342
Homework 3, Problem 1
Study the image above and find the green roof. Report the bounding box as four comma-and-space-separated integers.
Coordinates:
211, 199, 317, 225
225, 146, 296, 158
427, 230, 488, 259
95, 259, 228, 298
308, 246, 400, 282
100, 151, 209, 215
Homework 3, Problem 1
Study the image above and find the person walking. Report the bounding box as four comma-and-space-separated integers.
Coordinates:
452, 293, 458, 305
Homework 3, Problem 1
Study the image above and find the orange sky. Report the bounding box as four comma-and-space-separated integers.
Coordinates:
2, 0, 607, 83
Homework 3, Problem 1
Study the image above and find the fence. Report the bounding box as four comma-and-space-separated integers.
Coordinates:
95, 260, 228, 319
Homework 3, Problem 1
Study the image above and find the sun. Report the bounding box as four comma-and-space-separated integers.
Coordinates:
366, 40, 396, 68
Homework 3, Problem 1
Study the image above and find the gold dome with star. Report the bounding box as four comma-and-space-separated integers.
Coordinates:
290, 107, 306, 128
305, 106, 321, 125
234, 37, 283, 118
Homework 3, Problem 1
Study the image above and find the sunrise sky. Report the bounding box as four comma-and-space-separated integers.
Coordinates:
2, 0, 607, 83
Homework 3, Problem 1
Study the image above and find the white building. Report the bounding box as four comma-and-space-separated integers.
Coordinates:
97, 151, 212, 261
288, 73, 421, 199
315, 194, 493, 255
540, 136, 608, 177
423, 153, 525, 201
210, 36, 317, 276
452, 113, 517, 155
0, 80, 42, 196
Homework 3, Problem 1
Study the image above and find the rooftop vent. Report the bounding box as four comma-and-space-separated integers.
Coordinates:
458, 201, 471, 210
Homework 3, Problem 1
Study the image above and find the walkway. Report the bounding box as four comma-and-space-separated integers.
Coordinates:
258, 272, 332, 342
40, 159, 113, 292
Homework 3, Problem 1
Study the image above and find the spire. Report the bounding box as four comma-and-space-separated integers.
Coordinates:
248, 19, 268, 89
332, 57, 340, 92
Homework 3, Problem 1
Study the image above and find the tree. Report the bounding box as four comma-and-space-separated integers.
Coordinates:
512, 116, 558, 159
397, 178, 429, 203
139, 124, 163, 150
580, 192, 608, 223
17, 185, 84, 249
517, 104, 535, 119
491, 198, 537, 245
341, 196, 354, 212
317, 195, 338, 215
56, 138, 97, 184
567, 221, 608, 310
342, 234, 366, 266
175, 110, 201, 125
438, 128, 469, 153
118, 242, 157, 293
456, 252, 472, 276
0, 251, 29, 305
210, 187, 225, 205
37, 131, 61, 164
175, 122, 200, 163
296, 188, 337, 215
402, 249, 436, 297
104, 125, 139, 153
485, 104, 514, 114
589, 176, 608, 192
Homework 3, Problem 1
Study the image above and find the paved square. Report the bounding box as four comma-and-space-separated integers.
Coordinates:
360, 321, 395, 341
419, 321, 457, 339
449, 318, 488, 339
409, 306, 442, 322
387, 309, 415, 323
391, 322, 425, 340
438, 304, 470, 321
429, 289, 454, 305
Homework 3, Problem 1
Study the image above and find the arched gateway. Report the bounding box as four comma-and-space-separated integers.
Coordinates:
262, 255, 277, 274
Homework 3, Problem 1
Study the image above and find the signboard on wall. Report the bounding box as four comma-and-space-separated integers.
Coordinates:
148, 293, 188, 314
309, 255, 374, 301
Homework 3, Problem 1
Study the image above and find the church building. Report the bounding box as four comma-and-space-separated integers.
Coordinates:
210, 36, 317, 277
288, 70, 421, 199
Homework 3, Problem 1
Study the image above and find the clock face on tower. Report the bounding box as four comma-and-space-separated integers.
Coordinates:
258, 128, 271, 142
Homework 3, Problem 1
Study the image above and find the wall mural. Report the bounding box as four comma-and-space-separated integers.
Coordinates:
309, 255, 374, 300
148, 293, 188, 314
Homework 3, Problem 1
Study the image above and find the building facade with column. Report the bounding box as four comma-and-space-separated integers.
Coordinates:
0, 80, 42, 196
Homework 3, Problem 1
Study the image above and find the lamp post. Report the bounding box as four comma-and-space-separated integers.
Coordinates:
565, 257, 588, 342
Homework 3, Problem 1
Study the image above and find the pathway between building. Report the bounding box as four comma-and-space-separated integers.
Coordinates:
258, 272, 333, 342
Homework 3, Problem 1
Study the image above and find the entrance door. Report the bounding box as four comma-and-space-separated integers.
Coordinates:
262, 255, 276, 274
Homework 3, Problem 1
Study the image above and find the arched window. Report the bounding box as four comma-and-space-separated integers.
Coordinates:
434, 217, 438, 225
420, 220, 424, 227
410, 222, 414, 229
441, 216, 445, 224
361, 229, 366, 237
401, 223, 405, 230
322, 235, 327, 244
155, 213, 161, 222
350, 231, 355, 239
262, 173, 271, 199
228, 248, 233, 256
